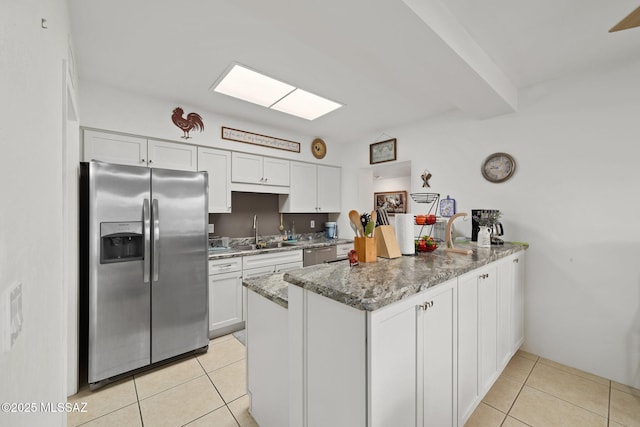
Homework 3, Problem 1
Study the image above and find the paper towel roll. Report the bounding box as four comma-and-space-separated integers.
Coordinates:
395, 214, 415, 255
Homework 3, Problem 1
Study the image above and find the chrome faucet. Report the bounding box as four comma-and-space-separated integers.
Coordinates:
253, 214, 258, 245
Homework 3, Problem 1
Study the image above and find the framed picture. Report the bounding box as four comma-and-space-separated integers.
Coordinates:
374, 191, 407, 215
369, 138, 397, 164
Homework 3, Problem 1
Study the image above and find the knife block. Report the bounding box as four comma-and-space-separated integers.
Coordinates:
375, 225, 402, 259
354, 236, 377, 262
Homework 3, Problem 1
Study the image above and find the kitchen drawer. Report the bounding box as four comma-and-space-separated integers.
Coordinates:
209, 257, 242, 275
243, 265, 276, 280
243, 250, 303, 270
275, 261, 303, 273
336, 243, 352, 258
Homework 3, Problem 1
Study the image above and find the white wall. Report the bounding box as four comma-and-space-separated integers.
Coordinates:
341, 59, 640, 387
78, 80, 344, 167
0, 0, 73, 425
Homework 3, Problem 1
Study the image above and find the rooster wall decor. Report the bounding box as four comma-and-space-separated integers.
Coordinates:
171, 107, 204, 139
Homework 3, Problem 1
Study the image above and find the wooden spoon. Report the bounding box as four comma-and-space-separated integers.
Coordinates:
349, 210, 364, 237
370, 210, 377, 237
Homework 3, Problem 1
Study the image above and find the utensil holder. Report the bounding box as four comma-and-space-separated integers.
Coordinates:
375, 225, 401, 259
354, 236, 377, 262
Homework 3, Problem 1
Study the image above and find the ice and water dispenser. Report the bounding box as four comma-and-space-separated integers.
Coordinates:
100, 222, 144, 264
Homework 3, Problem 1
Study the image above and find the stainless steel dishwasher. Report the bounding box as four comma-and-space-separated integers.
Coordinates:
303, 246, 338, 266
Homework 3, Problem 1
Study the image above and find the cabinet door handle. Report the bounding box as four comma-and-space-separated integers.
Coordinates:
479, 273, 489, 279
417, 300, 434, 311
264, 177, 268, 183
513, 258, 519, 263
141, 158, 146, 163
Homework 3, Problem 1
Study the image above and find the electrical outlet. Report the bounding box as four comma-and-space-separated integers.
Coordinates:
1, 281, 23, 353
310, 220, 315, 228
208, 224, 214, 234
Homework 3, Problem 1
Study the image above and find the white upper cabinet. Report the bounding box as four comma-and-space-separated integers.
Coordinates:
147, 140, 197, 171
282, 162, 317, 212
83, 129, 196, 171
197, 147, 232, 213
231, 152, 290, 186
262, 157, 290, 186
317, 165, 341, 212
83, 130, 146, 167
280, 162, 341, 213
231, 152, 263, 184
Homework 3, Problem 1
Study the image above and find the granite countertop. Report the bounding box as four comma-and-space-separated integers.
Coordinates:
209, 238, 352, 260
243, 273, 290, 309
282, 242, 528, 312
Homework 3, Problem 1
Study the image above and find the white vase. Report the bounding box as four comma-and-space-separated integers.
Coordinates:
478, 226, 492, 247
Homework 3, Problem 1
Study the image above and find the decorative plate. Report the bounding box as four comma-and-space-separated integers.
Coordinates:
311, 138, 327, 159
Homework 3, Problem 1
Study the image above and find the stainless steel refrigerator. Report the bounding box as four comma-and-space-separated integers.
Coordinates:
80, 161, 209, 386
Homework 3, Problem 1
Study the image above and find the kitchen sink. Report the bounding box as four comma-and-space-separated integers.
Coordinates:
284, 238, 351, 247
231, 242, 285, 251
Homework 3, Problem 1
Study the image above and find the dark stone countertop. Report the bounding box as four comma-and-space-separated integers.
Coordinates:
244, 242, 528, 312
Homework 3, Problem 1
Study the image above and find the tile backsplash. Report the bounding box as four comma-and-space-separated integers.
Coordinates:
209, 192, 330, 238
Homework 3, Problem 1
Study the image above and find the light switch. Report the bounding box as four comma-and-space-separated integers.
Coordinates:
310, 220, 315, 228
208, 224, 214, 234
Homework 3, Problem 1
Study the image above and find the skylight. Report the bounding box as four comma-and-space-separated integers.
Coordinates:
212, 64, 342, 120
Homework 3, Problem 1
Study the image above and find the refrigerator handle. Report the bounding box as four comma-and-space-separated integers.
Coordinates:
143, 199, 151, 283
152, 199, 160, 282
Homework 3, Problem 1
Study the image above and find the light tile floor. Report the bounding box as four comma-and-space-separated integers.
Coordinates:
68, 337, 640, 427
67, 334, 258, 427
465, 349, 640, 427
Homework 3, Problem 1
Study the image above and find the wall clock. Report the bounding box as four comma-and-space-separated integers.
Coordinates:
311, 138, 327, 159
481, 152, 516, 183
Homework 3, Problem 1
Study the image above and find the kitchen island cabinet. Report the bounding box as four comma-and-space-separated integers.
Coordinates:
282, 243, 527, 427
458, 264, 498, 424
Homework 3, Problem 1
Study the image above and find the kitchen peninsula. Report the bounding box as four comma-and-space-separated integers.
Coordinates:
244, 242, 527, 427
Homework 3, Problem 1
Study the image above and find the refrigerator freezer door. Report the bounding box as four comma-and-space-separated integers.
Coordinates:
88, 162, 151, 383
150, 168, 209, 363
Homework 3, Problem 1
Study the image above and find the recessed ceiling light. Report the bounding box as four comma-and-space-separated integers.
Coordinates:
212, 63, 343, 120
213, 64, 295, 107
271, 88, 342, 120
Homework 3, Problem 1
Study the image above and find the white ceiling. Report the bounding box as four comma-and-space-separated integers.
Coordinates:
68, 0, 640, 144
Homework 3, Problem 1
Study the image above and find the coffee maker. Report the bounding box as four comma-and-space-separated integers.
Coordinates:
471, 209, 504, 245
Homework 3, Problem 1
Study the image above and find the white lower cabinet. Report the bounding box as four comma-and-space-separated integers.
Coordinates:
242, 250, 302, 324
458, 264, 498, 425
208, 258, 243, 337
369, 279, 457, 427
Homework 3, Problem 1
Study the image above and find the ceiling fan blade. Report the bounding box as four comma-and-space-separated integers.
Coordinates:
609, 6, 640, 32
